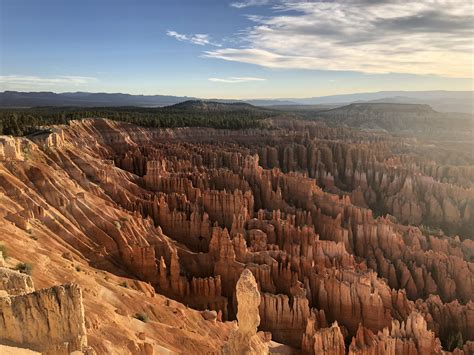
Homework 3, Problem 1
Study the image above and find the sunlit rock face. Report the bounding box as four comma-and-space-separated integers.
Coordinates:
0, 136, 24, 161
0, 118, 472, 354
222, 269, 269, 355
0, 271, 89, 355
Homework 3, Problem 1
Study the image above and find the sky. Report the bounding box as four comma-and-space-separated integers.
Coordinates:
0, 0, 473, 99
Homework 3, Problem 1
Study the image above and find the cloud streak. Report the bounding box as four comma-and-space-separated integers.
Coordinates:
230, 0, 270, 8
208, 76, 266, 83
0, 75, 97, 88
206, 0, 474, 78
166, 30, 221, 47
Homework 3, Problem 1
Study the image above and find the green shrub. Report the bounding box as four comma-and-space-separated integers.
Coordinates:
22, 144, 31, 158
133, 312, 148, 322
0, 244, 8, 259
28, 232, 38, 240
15, 262, 33, 275
119, 281, 129, 288
113, 220, 121, 230
419, 224, 443, 236
446, 331, 464, 351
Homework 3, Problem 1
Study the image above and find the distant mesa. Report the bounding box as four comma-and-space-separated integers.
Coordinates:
168, 100, 258, 111
1, 90, 472, 113
315, 102, 472, 133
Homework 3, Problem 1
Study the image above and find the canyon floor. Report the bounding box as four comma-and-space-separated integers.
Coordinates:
0, 115, 472, 354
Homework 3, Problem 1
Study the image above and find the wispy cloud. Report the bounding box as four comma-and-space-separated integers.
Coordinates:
206, 0, 474, 78
0, 75, 98, 88
230, 0, 270, 8
166, 30, 221, 47
208, 76, 266, 83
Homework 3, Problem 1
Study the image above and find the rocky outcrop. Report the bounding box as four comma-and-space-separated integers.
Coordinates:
29, 129, 65, 149
348, 312, 443, 355
301, 309, 346, 355
223, 269, 268, 355
202, 189, 254, 230
0, 283, 88, 354
415, 295, 474, 348
156, 248, 228, 318
0, 267, 35, 296
0, 136, 24, 161
259, 283, 310, 347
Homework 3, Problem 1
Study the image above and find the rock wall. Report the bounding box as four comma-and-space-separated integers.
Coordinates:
0, 283, 88, 354
0, 267, 35, 296
0, 136, 24, 161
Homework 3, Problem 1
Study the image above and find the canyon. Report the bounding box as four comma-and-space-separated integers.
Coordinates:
0, 116, 472, 354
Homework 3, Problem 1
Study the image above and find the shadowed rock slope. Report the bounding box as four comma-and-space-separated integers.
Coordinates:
0, 118, 472, 354
317, 103, 473, 138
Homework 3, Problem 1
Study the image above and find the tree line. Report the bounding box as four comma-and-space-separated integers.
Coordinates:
0, 106, 274, 136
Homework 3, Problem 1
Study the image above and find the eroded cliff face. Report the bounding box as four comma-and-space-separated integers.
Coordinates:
347, 312, 443, 355
0, 265, 88, 354
0, 118, 472, 354
0, 267, 35, 296
0, 284, 88, 354
0, 136, 25, 161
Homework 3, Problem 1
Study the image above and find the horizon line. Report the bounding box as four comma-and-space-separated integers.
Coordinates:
2, 89, 473, 102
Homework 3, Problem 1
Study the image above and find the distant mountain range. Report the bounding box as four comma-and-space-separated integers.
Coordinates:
314, 102, 473, 135
274, 91, 473, 114
1, 90, 472, 114
0, 91, 196, 107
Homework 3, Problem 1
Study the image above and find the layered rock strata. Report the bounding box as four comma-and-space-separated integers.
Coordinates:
0, 266, 88, 354
0, 118, 472, 353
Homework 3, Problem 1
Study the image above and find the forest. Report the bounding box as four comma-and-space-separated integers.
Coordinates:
0, 104, 275, 136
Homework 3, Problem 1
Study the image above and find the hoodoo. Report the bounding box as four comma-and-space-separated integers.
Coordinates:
0, 117, 472, 353
2, 0, 473, 352
223, 269, 269, 355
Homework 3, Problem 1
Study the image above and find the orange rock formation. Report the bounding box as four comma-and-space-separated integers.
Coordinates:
0, 118, 472, 354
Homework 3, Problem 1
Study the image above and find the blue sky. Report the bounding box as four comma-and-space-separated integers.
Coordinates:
1, 0, 473, 99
